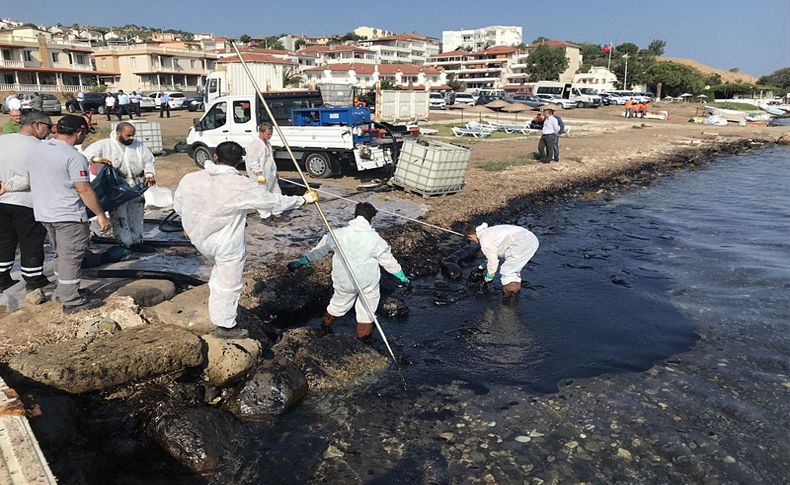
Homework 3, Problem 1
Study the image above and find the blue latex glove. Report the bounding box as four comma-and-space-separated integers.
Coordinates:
287, 256, 310, 272
394, 270, 410, 284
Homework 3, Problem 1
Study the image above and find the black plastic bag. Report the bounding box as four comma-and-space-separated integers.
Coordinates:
88, 164, 147, 217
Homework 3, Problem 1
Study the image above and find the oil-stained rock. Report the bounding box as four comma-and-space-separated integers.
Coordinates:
115, 279, 177, 307
221, 358, 307, 421
200, 334, 261, 387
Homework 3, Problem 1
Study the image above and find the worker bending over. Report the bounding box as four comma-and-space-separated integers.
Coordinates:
174, 142, 318, 339
464, 223, 540, 296
288, 202, 409, 343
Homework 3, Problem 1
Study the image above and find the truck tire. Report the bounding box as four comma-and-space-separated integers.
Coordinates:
97, 106, 106, 115
192, 145, 212, 169
304, 152, 333, 178
576, 101, 584, 108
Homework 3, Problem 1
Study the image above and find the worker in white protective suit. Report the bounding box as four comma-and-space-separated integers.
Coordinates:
82, 122, 155, 251
287, 202, 410, 343
464, 222, 540, 296
174, 141, 319, 339
245, 122, 283, 220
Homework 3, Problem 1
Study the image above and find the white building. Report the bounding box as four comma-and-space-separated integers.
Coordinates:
302, 63, 447, 90
442, 26, 522, 52
353, 26, 395, 40
357, 33, 441, 65
296, 45, 376, 65
573, 66, 618, 92
426, 45, 518, 90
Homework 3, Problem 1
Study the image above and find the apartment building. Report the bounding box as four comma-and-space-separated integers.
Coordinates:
442, 26, 522, 52
357, 33, 441, 65
296, 45, 376, 65
93, 41, 218, 93
573, 66, 618, 93
526, 40, 582, 83
302, 63, 446, 90
353, 26, 395, 40
0, 27, 115, 94
426, 45, 517, 90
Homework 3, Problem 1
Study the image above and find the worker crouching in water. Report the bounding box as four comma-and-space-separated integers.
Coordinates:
82, 122, 156, 252
288, 202, 409, 343
464, 223, 540, 297
174, 142, 318, 339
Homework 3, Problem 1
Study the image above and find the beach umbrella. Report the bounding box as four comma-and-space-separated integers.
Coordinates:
465, 104, 492, 121
680, 93, 693, 103
449, 102, 469, 122
501, 103, 529, 120
485, 99, 511, 110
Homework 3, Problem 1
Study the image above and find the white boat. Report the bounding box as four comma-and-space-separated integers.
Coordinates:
758, 104, 786, 116
704, 106, 749, 123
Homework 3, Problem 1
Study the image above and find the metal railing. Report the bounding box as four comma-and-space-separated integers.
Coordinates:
0, 59, 24, 68
0, 83, 85, 93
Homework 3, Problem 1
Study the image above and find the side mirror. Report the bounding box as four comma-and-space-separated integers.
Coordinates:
192, 117, 203, 131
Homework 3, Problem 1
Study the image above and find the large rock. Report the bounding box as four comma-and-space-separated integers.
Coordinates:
7, 324, 204, 393
221, 358, 307, 421
200, 334, 261, 387
115, 279, 177, 307
136, 384, 238, 474
272, 327, 389, 392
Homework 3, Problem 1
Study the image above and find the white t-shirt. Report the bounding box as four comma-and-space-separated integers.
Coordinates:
6, 96, 21, 110
28, 139, 91, 222
0, 132, 41, 208
105, 96, 116, 107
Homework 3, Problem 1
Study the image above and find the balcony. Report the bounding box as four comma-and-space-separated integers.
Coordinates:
1, 59, 24, 68
0, 82, 85, 93
70, 63, 93, 71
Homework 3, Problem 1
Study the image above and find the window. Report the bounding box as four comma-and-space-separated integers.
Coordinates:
1, 49, 11, 61
202, 101, 227, 129
51, 52, 60, 63
129, 57, 136, 67
233, 100, 251, 124
23, 50, 33, 62
73, 54, 87, 65
190, 59, 197, 69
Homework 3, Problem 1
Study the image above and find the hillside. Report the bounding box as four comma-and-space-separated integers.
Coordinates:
658, 57, 758, 83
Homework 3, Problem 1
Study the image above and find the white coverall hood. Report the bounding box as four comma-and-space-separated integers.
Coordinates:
81, 135, 155, 185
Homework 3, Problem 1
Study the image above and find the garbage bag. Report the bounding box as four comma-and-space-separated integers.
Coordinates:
144, 186, 174, 208
88, 164, 147, 217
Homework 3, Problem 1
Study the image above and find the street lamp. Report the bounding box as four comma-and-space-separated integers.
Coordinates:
622, 54, 629, 89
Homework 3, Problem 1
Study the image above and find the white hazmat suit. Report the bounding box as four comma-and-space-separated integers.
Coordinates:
306, 216, 403, 323
82, 136, 155, 247
245, 136, 282, 219
173, 160, 305, 328
476, 223, 539, 285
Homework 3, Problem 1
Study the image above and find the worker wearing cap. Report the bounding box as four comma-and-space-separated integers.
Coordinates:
82, 121, 156, 251
28, 114, 111, 314
0, 111, 53, 292
245, 122, 283, 220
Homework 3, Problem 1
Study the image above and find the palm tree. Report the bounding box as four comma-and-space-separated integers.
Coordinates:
282, 68, 303, 88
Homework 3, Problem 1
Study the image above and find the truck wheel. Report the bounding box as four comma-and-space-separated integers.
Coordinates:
66, 103, 76, 113
98, 106, 106, 115
576, 101, 584, 108
304, 152, 332, 178
193, 146, 212, 168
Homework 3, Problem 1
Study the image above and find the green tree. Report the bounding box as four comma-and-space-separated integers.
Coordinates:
282, 67, 303, 88
379, 80, 397, 90
340, 32, 363, 42
294, 38, 307, 50
647, 39, 666, 57
525, 45, 569, 81
758, 67, 790, 90
531, 36, 549, 44
447, 78, 464, 91
643, 61, 706, 96
239, 34, 251, 44
255, 36, 284, 50
614, 42, 639, 57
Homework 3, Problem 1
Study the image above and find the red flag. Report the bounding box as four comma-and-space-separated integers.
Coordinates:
601, 44, 612, 53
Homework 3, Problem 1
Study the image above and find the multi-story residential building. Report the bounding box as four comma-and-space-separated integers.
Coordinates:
353, 26, 395, 40
93, 41, 218, 93
357, 33, 441, 65
426, 45, 517, 90
442, 26, 522, 52
573, 66, 618, 92
302, 63, 446, 90
0, 27, 116, 94
526, 39, 582, 83
296, 45, 376, 65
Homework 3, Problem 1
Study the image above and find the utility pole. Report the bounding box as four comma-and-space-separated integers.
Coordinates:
622, 54, 629, 89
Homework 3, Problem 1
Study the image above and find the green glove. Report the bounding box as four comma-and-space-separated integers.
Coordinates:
478, 263, 486, 272
394, 270, 410, 284
484, 272, 494, 283
287, 256, 310, 272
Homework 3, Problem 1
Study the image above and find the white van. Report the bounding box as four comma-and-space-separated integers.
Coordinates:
454, 92, 477, 106
533, 82, 601, 108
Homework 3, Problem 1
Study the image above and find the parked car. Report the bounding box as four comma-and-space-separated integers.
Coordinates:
138, 94, 157, 111
475, 93, 505, 106
183, 94, 205, 112
146, 91, 186, 109
2, 93, 61, 115
454, 92, 477, 106
65, 92, 110, 114
534, 94, 576, 109
429, 92, 447, 110
503, 94, 547, 109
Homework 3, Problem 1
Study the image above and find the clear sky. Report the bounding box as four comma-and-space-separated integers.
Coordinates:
4, 0, 789, 76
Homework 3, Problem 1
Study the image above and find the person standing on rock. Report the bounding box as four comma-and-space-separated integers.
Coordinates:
173, 141, 318, 339
0, 111, 54, 292
537, 108, 560, 163
82, 121, 156, 252
287, 202, 410, 343
464, 222, 539, 297
28, 115, 110, 313
245, 122, 283, 221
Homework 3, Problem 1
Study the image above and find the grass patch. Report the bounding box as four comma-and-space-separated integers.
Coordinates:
712, 102, 759, 111
480, 155, 534, 172
567, 156, 584, 163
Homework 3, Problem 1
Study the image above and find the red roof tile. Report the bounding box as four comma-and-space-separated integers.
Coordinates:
298, 45, 373, 54
303, 63, 441, 75
218, 53, 297, 65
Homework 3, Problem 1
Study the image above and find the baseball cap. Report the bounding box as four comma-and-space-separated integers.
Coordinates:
56, 114, 95, 134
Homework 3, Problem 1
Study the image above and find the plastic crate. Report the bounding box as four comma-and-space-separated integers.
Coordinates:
392, 139, 471, 196
319, 83, 354, 107
111, 120, 164, 155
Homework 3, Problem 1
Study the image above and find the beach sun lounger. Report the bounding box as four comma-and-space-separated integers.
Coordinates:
452, 126, 493, 138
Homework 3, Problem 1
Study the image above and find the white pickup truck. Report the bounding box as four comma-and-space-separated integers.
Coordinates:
185, 92, 404, 178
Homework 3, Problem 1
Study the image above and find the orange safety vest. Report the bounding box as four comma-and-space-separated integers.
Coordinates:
625, 100, 633, 109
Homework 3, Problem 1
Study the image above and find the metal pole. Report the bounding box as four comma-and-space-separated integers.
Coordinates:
230, 40, 408, 388
623, 55, 629, 89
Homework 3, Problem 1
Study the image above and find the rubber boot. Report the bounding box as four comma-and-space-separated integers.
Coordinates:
502, 282, 521, 295
356, 322, 373, 345
318, 312, 336, 337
